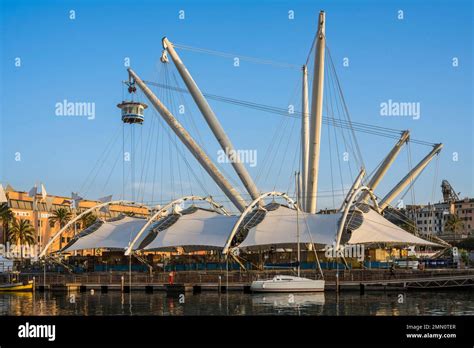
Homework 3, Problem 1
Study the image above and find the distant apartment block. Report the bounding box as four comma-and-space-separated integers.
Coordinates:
405, 198, 473, 241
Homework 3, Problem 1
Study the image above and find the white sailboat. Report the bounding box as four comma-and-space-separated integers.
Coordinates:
250, 173, 325, 293
250, 275, 325, 293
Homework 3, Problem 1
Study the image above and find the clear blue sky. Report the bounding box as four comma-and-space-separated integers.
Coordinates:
1, 0, 472, 212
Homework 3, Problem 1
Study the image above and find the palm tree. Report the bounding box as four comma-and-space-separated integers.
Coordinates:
8, 218, 36, 261
0, 203, 14, 244
79, 212, 97, 230
444, 214, 463, 242
48, 207, 72, 249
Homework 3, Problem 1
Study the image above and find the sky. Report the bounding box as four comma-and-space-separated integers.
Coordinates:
0, 0, 472, 213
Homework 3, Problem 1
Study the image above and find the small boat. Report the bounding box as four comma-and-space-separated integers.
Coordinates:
0, 280, 33, 292
250, 275, 324, 292
250, 173, 325, 293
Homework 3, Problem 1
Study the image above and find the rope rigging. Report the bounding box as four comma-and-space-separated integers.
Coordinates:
78, 27, 441, 221
173, 43, 301, 69
142, 80, 434, 147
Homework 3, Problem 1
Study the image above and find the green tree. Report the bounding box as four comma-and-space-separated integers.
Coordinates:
8, 218, 36, 261
79, 212, 97, 230
444, 214, 464, 243
48, 207, 72, 249
0, 203, 14, 244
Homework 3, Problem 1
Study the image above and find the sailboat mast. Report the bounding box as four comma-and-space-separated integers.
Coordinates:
306, 11, 326, 214
295, 172, 301, 277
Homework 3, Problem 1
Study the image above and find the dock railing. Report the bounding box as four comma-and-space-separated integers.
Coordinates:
11, 268, 474, 286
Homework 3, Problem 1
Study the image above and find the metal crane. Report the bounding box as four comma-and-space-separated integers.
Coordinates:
441, 179, 460, 203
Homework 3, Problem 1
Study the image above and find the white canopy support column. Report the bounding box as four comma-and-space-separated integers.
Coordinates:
163, 37, 261, 203
124, 195, 228, 255
306, 11, 326, 214
39, 200, 138, 258
128, 68, 248, 213
379, 143, 443, 211
301, 65, 310, 212
222, 191, 296, 255
339, 167, 366, 212
335, 186, 380, 250
360, 130, 410, 202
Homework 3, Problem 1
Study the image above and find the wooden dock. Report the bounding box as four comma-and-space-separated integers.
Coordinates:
20, 269, 474, 293
37, 282, 252, 294
33, 275, 474, 294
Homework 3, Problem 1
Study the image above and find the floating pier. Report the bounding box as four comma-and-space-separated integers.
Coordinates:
28, 270, 474, 294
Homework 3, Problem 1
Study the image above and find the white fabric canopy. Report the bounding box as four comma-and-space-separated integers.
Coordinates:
348, 209, 440, 246
238, 206, 341, 249
142, 209, 239, 251
64, 217, 149, 252
63, 205, 440, 253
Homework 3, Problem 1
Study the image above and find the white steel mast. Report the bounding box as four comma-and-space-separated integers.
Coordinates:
379, 143, 443, 211
306, 11, 326, 214
301, 65, 310, 212
162, 37, 261, 203
128, 68, 248, 212
359, 130, 410, 202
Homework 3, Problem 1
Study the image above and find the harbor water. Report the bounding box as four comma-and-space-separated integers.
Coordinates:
1, 290, 473, 316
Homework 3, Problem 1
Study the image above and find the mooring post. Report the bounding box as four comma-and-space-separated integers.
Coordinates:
43, 260, 46, 290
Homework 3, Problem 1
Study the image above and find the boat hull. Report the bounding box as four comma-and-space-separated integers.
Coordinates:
0, 281, 33, 292
251, 276, 325, 293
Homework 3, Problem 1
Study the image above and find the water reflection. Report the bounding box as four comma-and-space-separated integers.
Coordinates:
0, 290, 472, 316
252, 293, 325, 315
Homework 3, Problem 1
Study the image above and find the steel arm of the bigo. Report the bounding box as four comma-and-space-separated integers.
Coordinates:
379, 143, 443, 211
359, 130, 410, 203
163, 37, 261, 203
128, 68, 248, 213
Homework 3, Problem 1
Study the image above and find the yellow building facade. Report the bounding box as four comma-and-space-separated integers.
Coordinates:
1, 189, 149, 254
